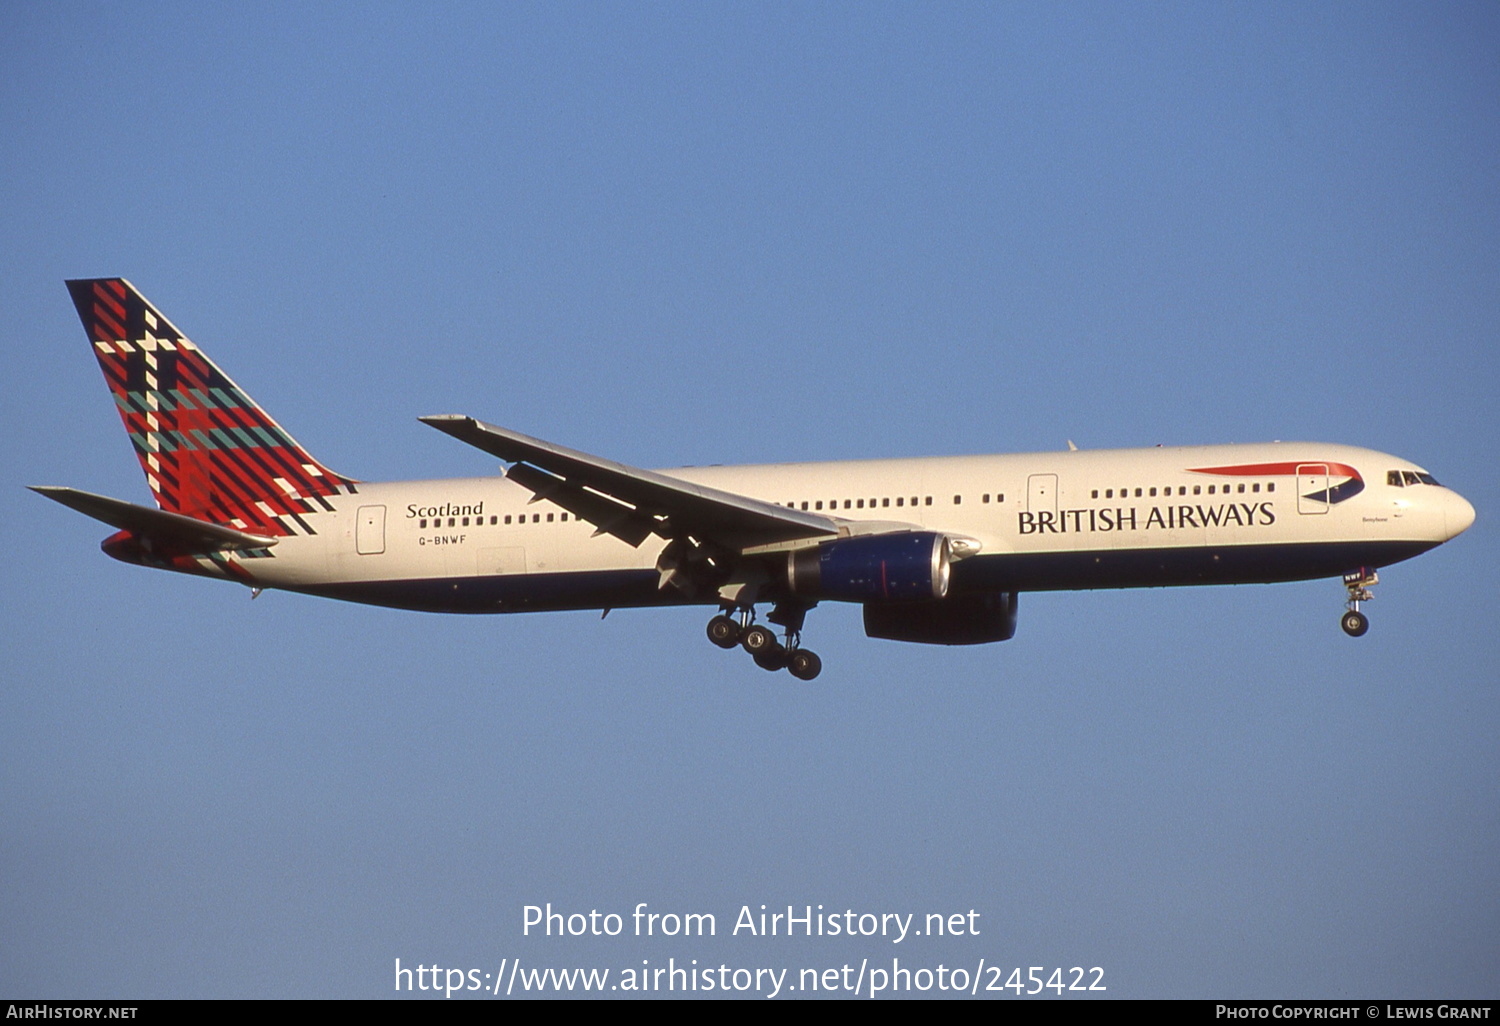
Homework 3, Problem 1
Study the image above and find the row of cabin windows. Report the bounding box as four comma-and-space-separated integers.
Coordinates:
416, 479, 1292, 529
418, 512, 572, 529
1090, 482, 1274, 500
775, 493, 1007, 512
416, 478, 1300, 529
779, 496, 932, 511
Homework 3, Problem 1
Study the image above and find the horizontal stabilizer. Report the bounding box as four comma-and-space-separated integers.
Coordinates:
30, 486, 280, 552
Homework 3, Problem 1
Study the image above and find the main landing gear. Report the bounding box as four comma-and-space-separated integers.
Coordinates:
1340, 567, 1377, 637
706, 604, 823, 680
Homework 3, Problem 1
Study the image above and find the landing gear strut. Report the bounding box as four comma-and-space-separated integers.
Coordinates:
1341, 567, 1377, 637
705, 602, 823, 680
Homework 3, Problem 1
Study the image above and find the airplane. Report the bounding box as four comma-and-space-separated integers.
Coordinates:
33, 279, 1475, 681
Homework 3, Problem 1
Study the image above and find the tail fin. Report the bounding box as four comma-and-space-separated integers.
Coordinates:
66, 278, 357, 538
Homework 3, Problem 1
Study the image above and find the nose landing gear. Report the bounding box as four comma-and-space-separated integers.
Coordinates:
706, 603, 823, 680
1340, 567, 1377, 637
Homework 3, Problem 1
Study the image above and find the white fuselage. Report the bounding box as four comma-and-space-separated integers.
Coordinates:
229, 441, 1473, 614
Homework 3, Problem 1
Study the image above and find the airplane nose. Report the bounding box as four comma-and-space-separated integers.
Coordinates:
1446, 491, 1476, 539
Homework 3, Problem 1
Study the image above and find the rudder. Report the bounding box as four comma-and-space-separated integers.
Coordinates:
66, 278, 357, 538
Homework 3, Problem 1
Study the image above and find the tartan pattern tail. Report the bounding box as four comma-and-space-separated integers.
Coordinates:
66, 279, 356, 538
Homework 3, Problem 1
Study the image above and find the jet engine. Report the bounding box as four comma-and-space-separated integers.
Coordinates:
786, 531, 951, 603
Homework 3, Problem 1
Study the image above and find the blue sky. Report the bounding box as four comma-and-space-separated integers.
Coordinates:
2, 2, 1496, 999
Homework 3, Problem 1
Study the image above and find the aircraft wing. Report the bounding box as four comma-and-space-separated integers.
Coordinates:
420, 415, 841, 550
30, 486, 281, 551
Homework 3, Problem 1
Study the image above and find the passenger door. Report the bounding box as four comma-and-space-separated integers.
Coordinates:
1296, 464, 1329, 515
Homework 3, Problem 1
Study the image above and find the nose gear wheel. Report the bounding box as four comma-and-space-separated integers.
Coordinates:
1341, 567, 1377, 637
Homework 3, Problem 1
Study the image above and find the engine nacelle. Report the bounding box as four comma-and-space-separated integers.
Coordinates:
787, 532, 951, 603
863, 591, 1019, 645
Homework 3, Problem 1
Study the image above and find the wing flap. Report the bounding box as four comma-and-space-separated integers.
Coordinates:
503, 463, 659, 547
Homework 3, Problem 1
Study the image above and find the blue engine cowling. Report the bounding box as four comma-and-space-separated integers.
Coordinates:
787, 532, 951, 603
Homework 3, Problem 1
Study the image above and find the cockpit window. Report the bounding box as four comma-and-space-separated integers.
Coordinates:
1388, 471, 1404, 487
1403, 471, 1421, 486
1416, 472, 1440, 486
